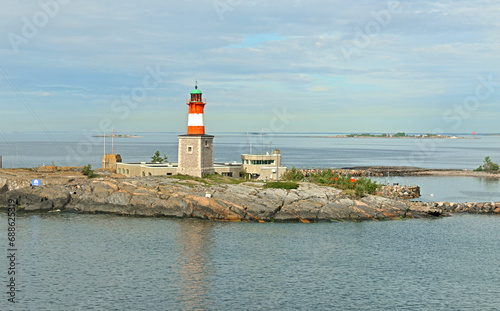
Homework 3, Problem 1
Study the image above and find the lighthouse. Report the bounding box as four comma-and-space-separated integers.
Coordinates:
187, 84, 206, 135
177, 84, 215, 177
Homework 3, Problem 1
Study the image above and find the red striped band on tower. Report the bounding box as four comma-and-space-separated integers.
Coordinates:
187, 84, 206, 135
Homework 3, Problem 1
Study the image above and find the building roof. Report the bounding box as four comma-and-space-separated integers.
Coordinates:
190, 87, 202, 94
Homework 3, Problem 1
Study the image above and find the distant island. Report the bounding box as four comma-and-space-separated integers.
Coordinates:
305, 132, 473, 139
92, 134, 142, 138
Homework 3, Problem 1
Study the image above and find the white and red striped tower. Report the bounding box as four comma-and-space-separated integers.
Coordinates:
187, 83, 206, 135
178, 83, 214, 177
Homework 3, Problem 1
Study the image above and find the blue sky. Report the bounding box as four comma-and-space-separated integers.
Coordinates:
1, 0, 499, 134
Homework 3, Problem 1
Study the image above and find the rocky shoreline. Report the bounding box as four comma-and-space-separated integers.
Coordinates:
342, 166, 500, 177
293, 166, 500, 178
0, 168, 498, 222
422, 201, 500, 214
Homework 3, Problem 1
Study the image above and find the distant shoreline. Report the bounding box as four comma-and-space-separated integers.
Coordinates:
92, 134, 142, 138
303, 135, 474, 139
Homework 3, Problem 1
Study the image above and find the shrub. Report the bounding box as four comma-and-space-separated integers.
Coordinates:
284, 166, 305, 181
82, 164, 96, 178
285, 169, 382, 197
282, 168, 380, 197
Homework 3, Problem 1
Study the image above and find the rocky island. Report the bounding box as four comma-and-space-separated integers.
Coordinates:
1, 167, 499, 222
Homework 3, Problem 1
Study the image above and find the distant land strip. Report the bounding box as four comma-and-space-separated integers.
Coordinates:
92, 134, 142, 138
303, 134, 473, 139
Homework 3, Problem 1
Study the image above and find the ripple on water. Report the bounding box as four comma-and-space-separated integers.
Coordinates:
0, 213, 498, 310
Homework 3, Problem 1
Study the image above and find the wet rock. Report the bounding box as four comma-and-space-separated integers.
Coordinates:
427, 209, 443, 217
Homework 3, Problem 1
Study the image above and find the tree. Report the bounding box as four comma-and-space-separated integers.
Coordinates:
82, 164, 96, 178
483, 156, 499, 171
475, 156, 499, 172
151, 150, 168, 163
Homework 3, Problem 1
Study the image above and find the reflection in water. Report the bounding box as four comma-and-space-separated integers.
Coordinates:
177, 220, 215, 311
478, 177, 500, 190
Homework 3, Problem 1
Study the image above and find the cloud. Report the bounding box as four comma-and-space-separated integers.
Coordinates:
0, 0, 499, 133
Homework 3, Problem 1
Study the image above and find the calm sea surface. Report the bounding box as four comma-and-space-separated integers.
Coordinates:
1, 133, 500, 310
0, 213, 499, 310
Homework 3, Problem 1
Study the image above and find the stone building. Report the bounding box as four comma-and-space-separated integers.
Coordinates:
241, 150, 287, 180
102, 154, 122, 170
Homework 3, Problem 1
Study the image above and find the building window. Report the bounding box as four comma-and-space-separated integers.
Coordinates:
126, 169, 130, 174
166, 173, 172, 176
187, 146, 193, 153
249, 159, 275, 165
221, 172, 233, 177
205, 140, 209, 147
142, 172, 145, 177
148, 172, 152, 176
117, 168, 121, 173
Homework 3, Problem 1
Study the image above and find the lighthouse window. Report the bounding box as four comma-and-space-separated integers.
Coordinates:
187, 146, 193, 153
205, 140, 209, 147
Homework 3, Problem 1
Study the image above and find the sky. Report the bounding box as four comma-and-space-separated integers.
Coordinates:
1, 0, 499, 135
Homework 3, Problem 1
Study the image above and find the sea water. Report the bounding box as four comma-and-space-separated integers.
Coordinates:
0, 213, 498, 310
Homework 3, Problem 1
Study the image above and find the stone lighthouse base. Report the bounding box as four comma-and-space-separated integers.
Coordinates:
177, 135, 214, 177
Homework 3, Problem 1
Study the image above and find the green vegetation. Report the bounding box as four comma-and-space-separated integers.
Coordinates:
345, 132, 407, 138
284, 166, 305, 181
474, 156, 499, 172
82, 164, 96, 178
282, 168, 380, 198
168, 173, 251, 185
264, 181, 299, 190
203, 173, 250, 185
346, 133, 381, 137
151, 150, 168, 163
240, 167, 249, 180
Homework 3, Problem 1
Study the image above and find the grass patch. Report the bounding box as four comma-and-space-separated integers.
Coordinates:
203, 173, 251, 185
168, 174, 209, 184
264, 181, 299, 190
166, 173, 253, 185
175, 181, 196, 188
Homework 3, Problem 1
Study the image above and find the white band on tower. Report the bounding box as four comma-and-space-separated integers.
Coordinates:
188, 114, 204, 126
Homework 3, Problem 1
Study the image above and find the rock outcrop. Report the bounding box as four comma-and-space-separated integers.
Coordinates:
0, 176, 445, 222
422, 201, 500, 214
381, 184, 421, 199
